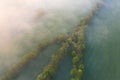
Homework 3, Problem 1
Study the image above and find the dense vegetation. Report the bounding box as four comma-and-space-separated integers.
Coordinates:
36, 5, 100, 79
0, 35, 68, 80
36, 40, 70, 80
36, 24, 86, 80
0, 10, 96, 80
0, 2, 103, 80
70, 27, 85, 80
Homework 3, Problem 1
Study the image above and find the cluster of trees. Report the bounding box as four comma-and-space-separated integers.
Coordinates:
0, 35, 68, 80
0, 19, 87, 80
0, 1, 104, 80
37, 41, 69, 80
68, 27, 85, 80
0, 40, 51, 80
68, 5, 104, 80
1, 12, 93, 80
36, 25, 86, 80
68, 4, 103, 78
70, 63, 84, 80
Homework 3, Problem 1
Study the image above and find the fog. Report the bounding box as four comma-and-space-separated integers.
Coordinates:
0, 0, 102, 75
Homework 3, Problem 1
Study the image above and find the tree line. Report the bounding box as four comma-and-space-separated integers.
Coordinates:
0, 35, 68, 80
36, 25, 86, 80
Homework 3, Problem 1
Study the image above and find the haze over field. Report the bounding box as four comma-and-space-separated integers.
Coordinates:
0, 0, 102, 75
